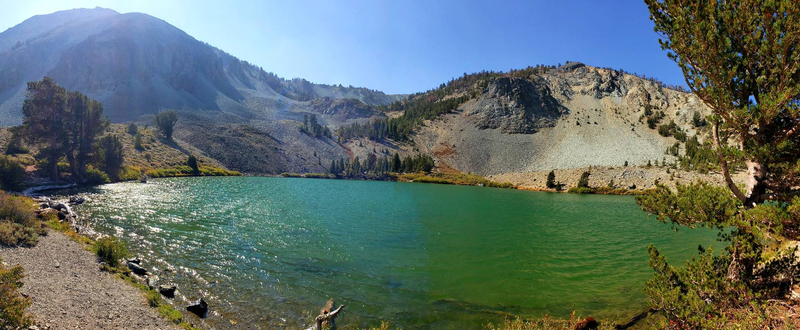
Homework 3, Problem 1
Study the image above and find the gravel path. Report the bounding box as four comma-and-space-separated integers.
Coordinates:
0, 232, 177, 330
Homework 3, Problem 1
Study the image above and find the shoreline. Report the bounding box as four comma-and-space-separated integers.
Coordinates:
0, 230, 181, 329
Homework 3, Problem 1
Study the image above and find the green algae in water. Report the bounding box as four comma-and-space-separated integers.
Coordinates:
63, 177, 721, 329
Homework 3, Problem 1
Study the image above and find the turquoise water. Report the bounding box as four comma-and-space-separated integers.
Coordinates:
60, 177, 721, 329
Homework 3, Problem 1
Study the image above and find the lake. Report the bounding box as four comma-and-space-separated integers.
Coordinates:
58, 177, 720, 329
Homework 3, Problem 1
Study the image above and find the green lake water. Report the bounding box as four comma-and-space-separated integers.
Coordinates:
58, 177, 721, 329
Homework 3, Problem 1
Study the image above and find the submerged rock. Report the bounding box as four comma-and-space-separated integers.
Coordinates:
158, 284, 177, 298
187, 298, 208, 318
68, 196, 85, 205
146, 276, 159, 289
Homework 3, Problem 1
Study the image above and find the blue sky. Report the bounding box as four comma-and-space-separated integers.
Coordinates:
0, 0, 684, 95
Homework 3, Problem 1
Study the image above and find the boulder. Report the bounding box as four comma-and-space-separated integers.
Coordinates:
159, 284, 177, 298
57, 211, 67, 220
127, 261, 147, 275
187, 298, 208, 318
126, 257, 141, 264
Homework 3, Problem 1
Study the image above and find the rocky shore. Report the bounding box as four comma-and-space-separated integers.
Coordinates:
0, 232, 178, 329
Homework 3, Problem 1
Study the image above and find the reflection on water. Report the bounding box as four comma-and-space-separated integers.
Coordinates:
54, 177, 720, 329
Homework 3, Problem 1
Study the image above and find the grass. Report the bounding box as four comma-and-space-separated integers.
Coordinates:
280, 172, 335, 179
397, 172, 517, 189
146, 165, 241, 178
566, 186, 637, 195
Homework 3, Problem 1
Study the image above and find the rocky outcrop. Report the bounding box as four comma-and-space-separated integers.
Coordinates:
307, 97, 385, 126
466, 77, 567, 134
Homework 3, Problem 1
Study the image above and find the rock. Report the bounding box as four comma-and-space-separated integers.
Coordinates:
68, 196, 85, 205
186, 298, 208, 318
158, 284, 177, 298
146, 276, 159, 289
629, 184, 637, 190
574, 316, 598, 330
127, 261, 147, 276
126, 257, 141, 265
57, 211, 67, 220
466, 76, 567, 134
54, 261, 60, 269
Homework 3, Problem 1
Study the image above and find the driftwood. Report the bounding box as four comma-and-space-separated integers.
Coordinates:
313, 298, 345, 330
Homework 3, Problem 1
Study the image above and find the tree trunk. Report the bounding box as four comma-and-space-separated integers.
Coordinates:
66, 152, 85, 183
712, 123, 747, 203
744, 160, 767, 207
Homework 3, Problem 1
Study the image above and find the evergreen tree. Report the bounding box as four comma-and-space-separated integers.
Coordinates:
546, 171, 556, 189
187, 154, 199, 175
638, 0, 800, 326
577, 171, 590, 188
21, 77, 68, 180
95, 135, 124, 179
154, 110, 178, 140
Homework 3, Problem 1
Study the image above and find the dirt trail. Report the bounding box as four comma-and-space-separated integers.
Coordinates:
0, 232, 177, 330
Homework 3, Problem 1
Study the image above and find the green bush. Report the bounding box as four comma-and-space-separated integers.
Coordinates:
127, 123, 138, 135
0, 156, 25, 191
567, 187, 595, 194
94, 236, 128, 267
134, 132, 145, 151
84, 166, 110, 185
0, 257, 33, 329
0, 193, 43, 246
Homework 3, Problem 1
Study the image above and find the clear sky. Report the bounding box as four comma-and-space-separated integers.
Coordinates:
0, 0, 685, 95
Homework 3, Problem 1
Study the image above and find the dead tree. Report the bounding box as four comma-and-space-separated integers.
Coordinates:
313, 298, 345, 330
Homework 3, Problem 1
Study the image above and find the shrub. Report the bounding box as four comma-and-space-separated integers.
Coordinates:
567, 187, 595, 194
0, 257, 33, 329
118, 166, 142, 182
84, 166, 110, 185
0, 156, 25, 191
134, 132, 145, 151
94, 236, 128, 267
0, 193, 43, 247
127, 123, 138, 135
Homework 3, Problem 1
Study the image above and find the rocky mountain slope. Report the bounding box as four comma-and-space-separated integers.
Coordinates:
0, 8, 403, 125
408, 63, 710, 177
0, 9, 712, 180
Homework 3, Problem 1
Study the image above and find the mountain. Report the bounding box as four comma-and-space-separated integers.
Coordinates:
0, 7, 403, 125
0, 8, 710, 179
339, 62, 712, 179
